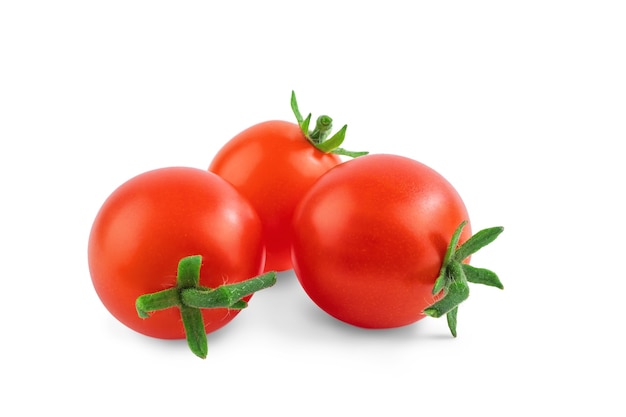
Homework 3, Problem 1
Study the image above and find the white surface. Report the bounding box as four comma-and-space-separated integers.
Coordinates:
2, 1, 624, 415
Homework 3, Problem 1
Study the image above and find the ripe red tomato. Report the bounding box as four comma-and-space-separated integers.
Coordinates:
88, 167, 265, 340
209, 120, 341, 272
291, 154, 473, 329
209, 92, 367, 273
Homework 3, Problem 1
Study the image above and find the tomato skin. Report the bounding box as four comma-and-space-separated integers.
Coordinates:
291, 154, 472, 329
88, 167, 265, 339
209, 120, 341, 272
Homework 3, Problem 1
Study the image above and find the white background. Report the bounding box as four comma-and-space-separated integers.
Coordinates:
2, 1, 624, 415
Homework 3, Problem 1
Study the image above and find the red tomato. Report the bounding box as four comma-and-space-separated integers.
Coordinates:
209, 120, 341, 272
88, 167, 265, 339
291, 154, 472, 329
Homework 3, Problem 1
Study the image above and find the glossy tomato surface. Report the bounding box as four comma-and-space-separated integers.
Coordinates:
291, 154, 472, 329
88, 167, 265, 339
209, 120, 341, 272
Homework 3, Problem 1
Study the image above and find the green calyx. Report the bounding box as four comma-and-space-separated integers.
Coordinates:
423, 221, 504, 337
135, 255, 276, 359
290, 91, 368, 158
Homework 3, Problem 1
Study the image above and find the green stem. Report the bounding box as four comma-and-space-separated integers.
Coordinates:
177, 254, 202, 287
135, 256, 277, 359
136, 288, 180, 319
182, 272, 276, 309
309, 115, 333, 144
432, 221, 467, 295
423, 262, 469, 319
180, 305, 208, 359
290, 90, 368, 157
423, 221, 504, 337
446, 307, 459, 338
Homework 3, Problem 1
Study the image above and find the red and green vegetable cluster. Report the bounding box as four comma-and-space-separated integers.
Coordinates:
88, 92, 504, 358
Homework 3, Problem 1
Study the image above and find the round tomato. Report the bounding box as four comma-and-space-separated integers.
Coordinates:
88, 167, 266, 340
209, 92, 366, 272
209, 120, 340, 272
291, 154, 473, 329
